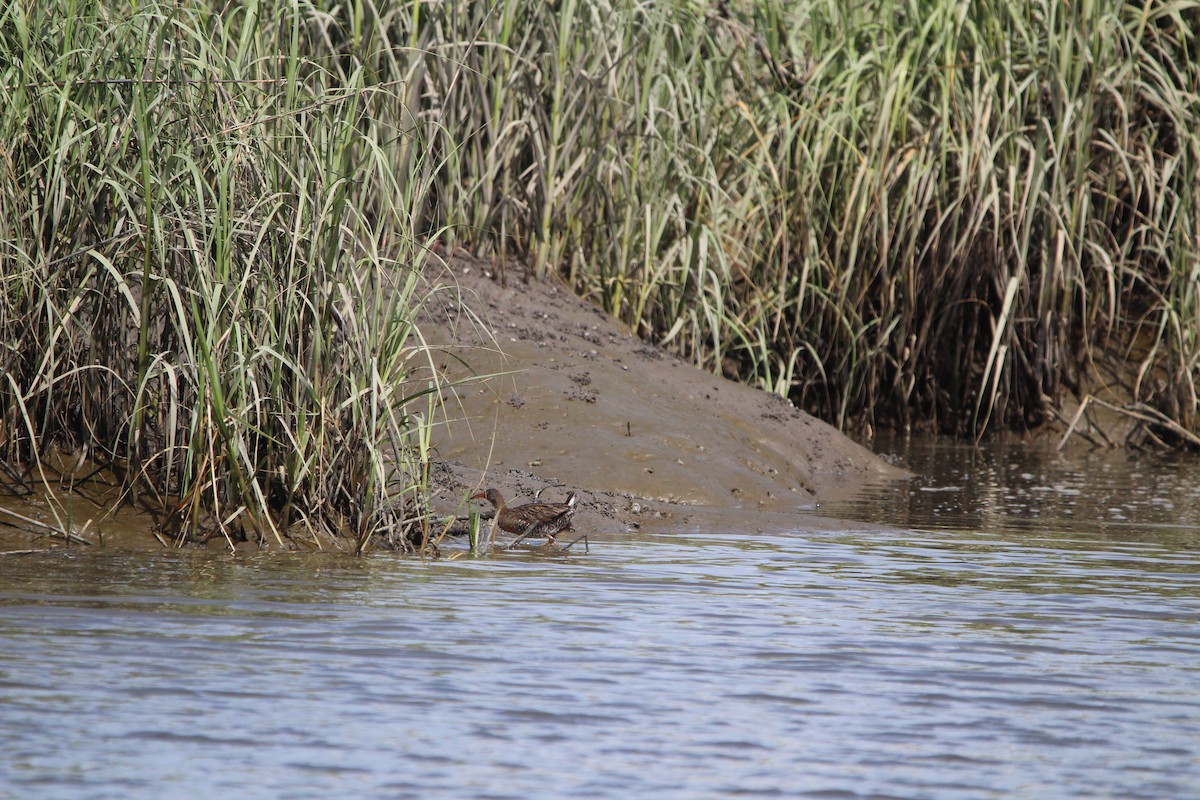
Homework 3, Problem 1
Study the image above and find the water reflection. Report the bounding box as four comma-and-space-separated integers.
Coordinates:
2, 437, 1200, 799
820, 434, 1200, 544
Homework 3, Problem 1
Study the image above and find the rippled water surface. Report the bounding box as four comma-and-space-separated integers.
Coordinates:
3, 438, 1200, 799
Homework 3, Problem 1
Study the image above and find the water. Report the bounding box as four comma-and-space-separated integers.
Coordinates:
3, 438, 1200, 799
820, 434, 1200, 541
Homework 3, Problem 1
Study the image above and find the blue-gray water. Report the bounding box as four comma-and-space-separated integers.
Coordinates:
2, 438, 1199, 799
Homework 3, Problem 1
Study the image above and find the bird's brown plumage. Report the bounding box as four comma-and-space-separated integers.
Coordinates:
471, 488, 577, 543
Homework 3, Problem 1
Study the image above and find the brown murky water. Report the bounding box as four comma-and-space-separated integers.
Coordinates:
2, 437, 1199, 798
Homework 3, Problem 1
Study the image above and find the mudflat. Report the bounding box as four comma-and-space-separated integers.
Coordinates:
423, 255, 907, 535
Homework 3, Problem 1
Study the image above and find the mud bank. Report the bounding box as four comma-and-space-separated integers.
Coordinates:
423, 256, 907, 537
0, 257, 907, 553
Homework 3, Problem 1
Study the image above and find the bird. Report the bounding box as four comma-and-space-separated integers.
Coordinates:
471, 488, 577, 544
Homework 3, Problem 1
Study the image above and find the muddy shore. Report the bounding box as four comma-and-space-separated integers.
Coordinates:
422, 255, 907, 538
0, 257, 907, 552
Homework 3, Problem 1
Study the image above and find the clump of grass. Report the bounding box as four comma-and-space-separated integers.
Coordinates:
405, 0, 1200, 442
0, 0, 450, 549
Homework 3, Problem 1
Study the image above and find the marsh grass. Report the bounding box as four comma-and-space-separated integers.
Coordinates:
411, 0, 1200, 441
3, 0, 1198, 553
0, 0, 458, 549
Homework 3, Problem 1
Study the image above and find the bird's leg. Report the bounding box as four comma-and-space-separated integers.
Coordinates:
507, 518, 541, 548
559, 531, 589, 552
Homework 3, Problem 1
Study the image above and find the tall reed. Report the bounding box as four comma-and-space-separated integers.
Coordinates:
0, 0, 449, 547
407, 0, 1200, 440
